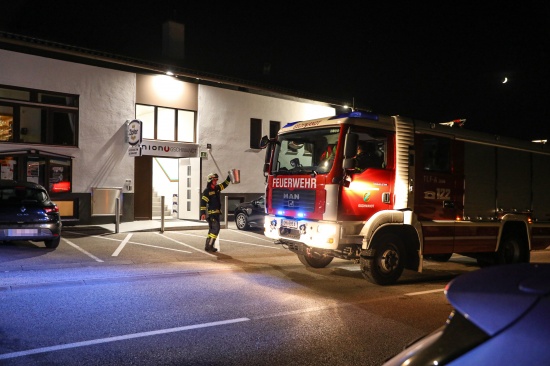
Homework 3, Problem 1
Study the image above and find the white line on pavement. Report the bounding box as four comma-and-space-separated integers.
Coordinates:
0, 318, 250, 360
170, 231, 280, 250
227, 229, 275, 243
61, 238, 103, 262
112, 234, 132, 257
405, 288, 445, 296
155, 233, 215, 256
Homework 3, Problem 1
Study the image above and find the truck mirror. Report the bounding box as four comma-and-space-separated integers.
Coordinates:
344, 133, 359, 159
343, 158, 355, 169
259, 135, 270, 149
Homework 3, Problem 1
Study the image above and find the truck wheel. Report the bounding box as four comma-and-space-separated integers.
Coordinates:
297, 252, 333, 268
495, 236, 526, 265
360, 234, 404, 285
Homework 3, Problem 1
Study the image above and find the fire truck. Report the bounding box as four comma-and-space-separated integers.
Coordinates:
260, 111, 550, 285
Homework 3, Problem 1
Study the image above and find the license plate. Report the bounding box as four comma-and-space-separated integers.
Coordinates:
281, 219, 298, 228
7, 229, 38, 236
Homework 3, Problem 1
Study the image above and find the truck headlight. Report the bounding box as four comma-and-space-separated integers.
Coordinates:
317, 224, 336, 236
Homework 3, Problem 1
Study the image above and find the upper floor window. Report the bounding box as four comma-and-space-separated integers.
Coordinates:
135, 104, 196, 142
0, 85, 78, 146
250, 118, 262, 149
270, 121, 280, 138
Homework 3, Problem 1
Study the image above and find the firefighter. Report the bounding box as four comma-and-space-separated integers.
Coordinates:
200, 172, 232, 252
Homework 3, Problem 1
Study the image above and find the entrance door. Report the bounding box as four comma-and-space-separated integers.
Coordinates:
134, 156, 153, 220
178, 157, 201, 220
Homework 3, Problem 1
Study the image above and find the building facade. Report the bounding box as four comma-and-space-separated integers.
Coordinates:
0, 35, 336, 225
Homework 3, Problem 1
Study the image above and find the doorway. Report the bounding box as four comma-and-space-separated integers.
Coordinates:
134, 156, 201, 220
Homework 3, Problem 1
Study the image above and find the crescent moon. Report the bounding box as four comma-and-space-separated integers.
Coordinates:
502, 77, 508, 84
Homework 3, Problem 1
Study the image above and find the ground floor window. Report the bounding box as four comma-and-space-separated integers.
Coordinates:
0, 150, 73, 194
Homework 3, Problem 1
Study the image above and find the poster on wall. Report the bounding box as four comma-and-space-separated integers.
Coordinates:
27, 161, 39, 184
1, 163, 13, 180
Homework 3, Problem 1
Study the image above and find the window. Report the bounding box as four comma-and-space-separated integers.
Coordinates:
423, 136, 451, 172
0, 151, 73, 194
135, 104, 196, 142
250, 118, 262, 149
0, 85, 78, 146
270, 121, 280, 138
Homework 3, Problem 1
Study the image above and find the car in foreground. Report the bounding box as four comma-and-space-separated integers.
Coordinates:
0, 180, 62, 248
234, 195, 265, 230
383, 263, 550, 365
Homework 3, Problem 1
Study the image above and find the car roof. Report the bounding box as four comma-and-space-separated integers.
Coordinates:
0, 180, 46, 190
445, 263, 550, 336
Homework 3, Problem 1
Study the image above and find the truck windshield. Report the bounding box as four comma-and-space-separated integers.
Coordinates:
273, 127, 340, 175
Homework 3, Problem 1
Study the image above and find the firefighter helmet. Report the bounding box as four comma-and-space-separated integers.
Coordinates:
207, 173, 219, 182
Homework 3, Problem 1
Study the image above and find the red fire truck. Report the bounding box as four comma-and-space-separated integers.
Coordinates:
260, 111, 550, 285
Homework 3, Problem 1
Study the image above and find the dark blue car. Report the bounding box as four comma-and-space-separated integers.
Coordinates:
234, 195, 265, 230
0, 180, 62, 248
383, 263, 550, 365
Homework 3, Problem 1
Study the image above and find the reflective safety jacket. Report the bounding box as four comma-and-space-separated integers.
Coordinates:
200, 175, 231, 217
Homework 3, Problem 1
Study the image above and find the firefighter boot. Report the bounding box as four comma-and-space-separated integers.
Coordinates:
209, 237, 218, 253
204, 237, 213, 252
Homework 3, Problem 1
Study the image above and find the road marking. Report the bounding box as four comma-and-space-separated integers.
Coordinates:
62, 238, 103, 262
405, 288, 445, 296
157, 233, 216, 256
170, 231, 281, 250
0, 318, 250, 360
112, 234, 132, 256
228, 229, 275, 243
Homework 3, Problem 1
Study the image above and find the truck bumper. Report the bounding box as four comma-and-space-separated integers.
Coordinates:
263, 215, 341, 250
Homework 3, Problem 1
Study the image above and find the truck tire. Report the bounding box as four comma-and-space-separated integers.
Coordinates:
297, 252, 333, 268
495, 236, 527, 265
360, 234, 405, 285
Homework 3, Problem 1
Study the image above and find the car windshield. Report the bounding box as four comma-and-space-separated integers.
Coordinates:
273, 127, 340, 175
0, 186, 48, 203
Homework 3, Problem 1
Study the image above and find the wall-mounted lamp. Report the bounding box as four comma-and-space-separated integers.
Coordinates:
207, 143, 212, 150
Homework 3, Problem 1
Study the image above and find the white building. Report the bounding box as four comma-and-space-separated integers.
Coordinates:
0, 32, 337, 225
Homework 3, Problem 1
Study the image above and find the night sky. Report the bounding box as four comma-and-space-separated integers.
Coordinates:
2, 1, 550, 141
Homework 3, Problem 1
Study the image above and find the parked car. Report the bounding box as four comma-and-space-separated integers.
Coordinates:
234, 195, 265, 230
0, 180, 62, 248
383, 263, 550, 365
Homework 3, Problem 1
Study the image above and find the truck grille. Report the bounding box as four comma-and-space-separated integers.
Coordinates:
272, 189, 316, 212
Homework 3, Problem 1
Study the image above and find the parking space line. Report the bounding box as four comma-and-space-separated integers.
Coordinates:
157, 233, 216, 256
405, 288, 445, 296
112, 234, 132, 257
62, 238, 104, 262
170, 232, 281, 250
128, 241, 193, 254
228, 229, 275, 243
0, 317, 250, 360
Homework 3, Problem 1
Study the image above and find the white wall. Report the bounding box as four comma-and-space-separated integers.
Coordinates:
0, 49, 136, 193
198, 85, 335, 194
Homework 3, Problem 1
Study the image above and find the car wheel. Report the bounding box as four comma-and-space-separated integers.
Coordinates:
360, 234, 405, 285
45, 236, 61, 249
297, 251, 334, 268
235, 212, 250, 230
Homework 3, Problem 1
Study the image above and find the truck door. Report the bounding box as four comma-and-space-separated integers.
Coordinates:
415, 135, 463, 255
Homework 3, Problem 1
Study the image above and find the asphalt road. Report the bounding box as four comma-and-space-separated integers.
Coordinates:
1, 227, 549, 365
